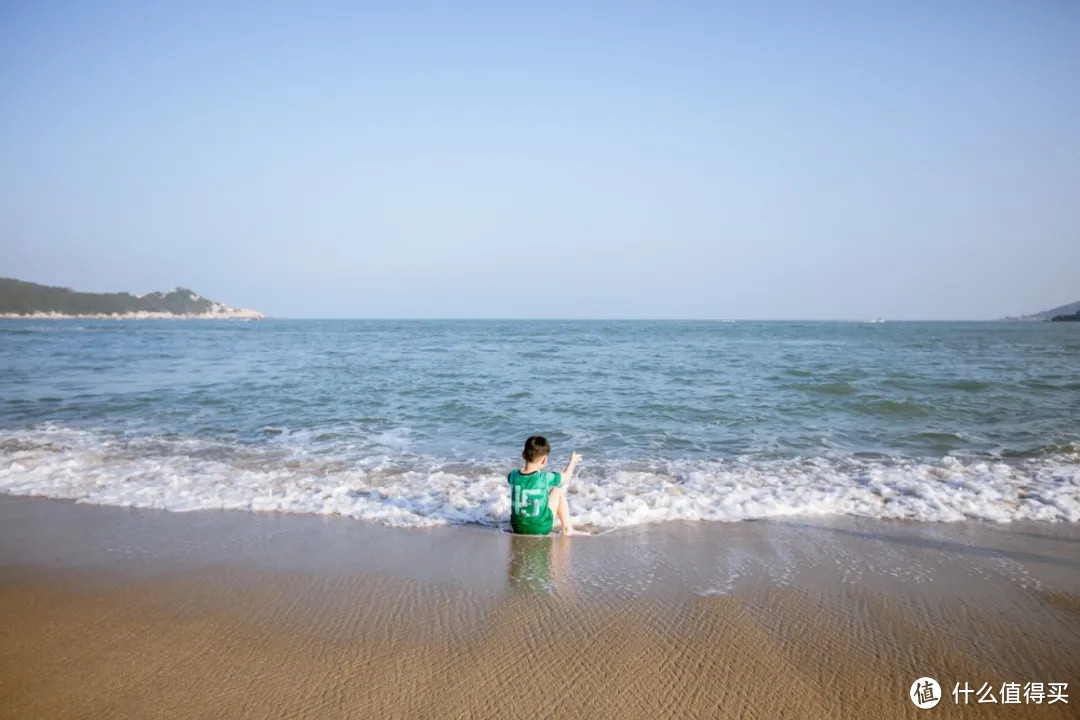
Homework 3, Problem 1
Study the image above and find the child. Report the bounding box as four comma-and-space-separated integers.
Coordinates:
508, 435, 581, 536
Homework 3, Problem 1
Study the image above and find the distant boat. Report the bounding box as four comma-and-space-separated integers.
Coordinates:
864, 318, 885, 324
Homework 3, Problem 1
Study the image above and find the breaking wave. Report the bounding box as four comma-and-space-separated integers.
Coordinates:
2, 425, 1078, 530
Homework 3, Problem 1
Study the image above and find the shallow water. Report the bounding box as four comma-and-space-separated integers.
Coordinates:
1, 319, 1077, 527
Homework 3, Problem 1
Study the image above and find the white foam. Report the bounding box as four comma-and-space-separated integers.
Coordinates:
1, 425, 1078, 529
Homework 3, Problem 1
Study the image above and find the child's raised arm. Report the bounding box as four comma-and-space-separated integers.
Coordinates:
563, 452, 583, 483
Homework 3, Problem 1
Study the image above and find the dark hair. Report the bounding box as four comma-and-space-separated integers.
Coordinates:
522, 435, 551, 463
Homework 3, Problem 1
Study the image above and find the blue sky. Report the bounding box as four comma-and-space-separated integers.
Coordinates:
1, 1, 1077, 319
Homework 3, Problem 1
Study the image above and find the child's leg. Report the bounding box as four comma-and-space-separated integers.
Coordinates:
548, 486, 575, 535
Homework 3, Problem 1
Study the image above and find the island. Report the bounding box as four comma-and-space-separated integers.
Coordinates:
1051, 311, 1080, 322
1001, 300, 1080, 322
0, 278, 265, 319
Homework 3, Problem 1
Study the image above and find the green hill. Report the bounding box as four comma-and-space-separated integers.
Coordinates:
1002, 300, 1080, 322
0, 278, 263, 318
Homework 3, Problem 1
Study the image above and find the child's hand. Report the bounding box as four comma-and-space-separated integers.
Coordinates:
570, 452, 583, 465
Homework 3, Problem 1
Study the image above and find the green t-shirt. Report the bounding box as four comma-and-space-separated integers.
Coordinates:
508, 468, 562, 535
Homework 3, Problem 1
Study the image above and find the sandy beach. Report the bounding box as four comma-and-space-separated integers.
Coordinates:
1, 496, 1077, 719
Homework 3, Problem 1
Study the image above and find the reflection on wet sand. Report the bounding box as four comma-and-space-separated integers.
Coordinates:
508, 534, 571, 595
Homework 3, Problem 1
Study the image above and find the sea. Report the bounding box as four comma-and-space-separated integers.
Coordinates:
1, 320, 1077, 531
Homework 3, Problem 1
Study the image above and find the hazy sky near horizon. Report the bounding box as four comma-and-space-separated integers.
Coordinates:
1, 1, 1077, 319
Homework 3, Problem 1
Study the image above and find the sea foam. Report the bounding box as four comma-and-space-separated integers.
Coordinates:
1, 425, 1078, 529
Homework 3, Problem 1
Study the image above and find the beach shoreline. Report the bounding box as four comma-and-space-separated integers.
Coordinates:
1, 496, 1077, 718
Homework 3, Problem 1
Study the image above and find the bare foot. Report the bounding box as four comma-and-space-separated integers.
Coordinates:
562, 526, 579, 536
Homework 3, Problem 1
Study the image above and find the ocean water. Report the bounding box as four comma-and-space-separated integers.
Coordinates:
1, 320, 1077, 530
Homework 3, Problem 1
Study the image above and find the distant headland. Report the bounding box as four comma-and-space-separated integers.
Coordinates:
1001, 300, 1080, 322
0, 278, 265, 319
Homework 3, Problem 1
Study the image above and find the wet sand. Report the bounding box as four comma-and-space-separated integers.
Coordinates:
1, 496, 1077, 719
